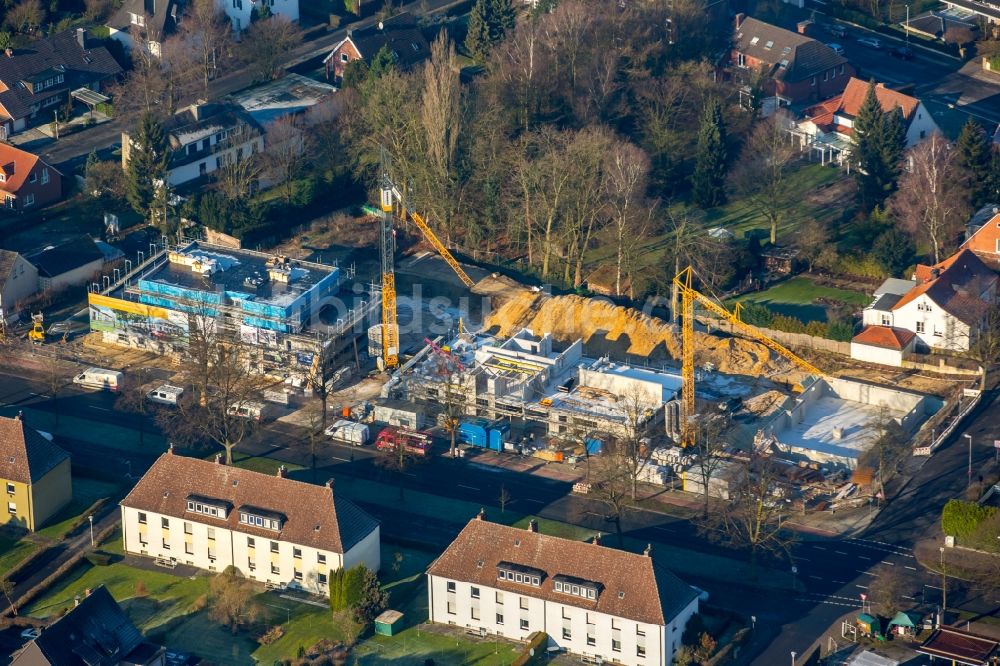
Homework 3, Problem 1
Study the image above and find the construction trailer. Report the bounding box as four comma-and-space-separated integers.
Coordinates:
373, 399, 428, 430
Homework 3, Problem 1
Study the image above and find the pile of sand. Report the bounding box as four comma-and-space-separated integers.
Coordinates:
485, 290, 793, 378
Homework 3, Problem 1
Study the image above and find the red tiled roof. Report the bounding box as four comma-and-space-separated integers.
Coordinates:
805, 78, 920, 131
917, 626, 998, 665
121, 452, 379, 554
427, 516, 697, 626
0, 144, 41, 194
0, 414, 69, 484
892, 249, 997, 325
852, 326, 915, 350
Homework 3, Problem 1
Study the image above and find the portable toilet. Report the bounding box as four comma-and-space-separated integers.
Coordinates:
374, 609, 403, 636
488, 421, 509, 452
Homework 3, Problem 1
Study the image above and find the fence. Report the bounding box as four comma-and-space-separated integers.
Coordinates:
913, 388, 982, 456
695, 315, 851, 356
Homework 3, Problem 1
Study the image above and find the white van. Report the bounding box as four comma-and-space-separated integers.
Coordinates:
72, 368, 123, 393
226, 401, 274, 422
147, 385, 184, 406
325, 419, 370, 446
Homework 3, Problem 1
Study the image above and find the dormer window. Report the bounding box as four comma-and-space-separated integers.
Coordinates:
239, 505, 285, 531
553, 575, 601, 601
186, 495, 230, 519
497, 561, 543, 587
764, 40, 774, 50
749, 36, 759, 45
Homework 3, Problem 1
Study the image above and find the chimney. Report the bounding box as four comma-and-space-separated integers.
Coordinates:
167, 442, 174, 454
325, 478, 335, 491
4, 48, 11, 58
215, 453, 223, 464
85, 588, 92, 597
931, 268, 941, 279
476, 507, 487, 521
74, 595, 81, 607
277, 465, 287, 478
734, 13, 745, 30
15, 410, 22, 420
643, 543, 652, 557
76, 27, 86, 50
527, 519, 538, 533
593, 532, 602, 546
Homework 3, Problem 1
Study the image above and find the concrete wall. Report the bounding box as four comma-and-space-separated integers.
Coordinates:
577, 367, 663, 407
29, 457, 72, 531
850, 342, 904, 367
41, 258, 103, 290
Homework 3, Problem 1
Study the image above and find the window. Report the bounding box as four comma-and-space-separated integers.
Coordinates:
271, 563, 280, 575
447, 600, 456, 615
138, 512, 147, 524
207, 547, 215, 559
881, 315, 890, 326
447, 581, 456, 593
495, 591, 503, 603
183, 522, 192, 535
248, 560, 256, 571
293, 547, 302, 559
318, 553, 326, 565
612, 636, 621, 652
271, 541, 279, 553
185, 543, 194, 555
471, 606, 480, 620
811, 77, 817, 86
5, 483, 14, 494
520, 618, 529, 631
248, 537, 255, 548
587, 633, 596, 646
28, 172, 36, 183
519, 597, 528, 610
294, 570, 302, 581
637, 645, 646, 657
764, 40, 773, 50
341, 53, 349, 63
562, 627, 572, 640
161, 517, 170, 529
207, 528, 215, 541
471, 587, 480, 599
7, 502, 16, 514
25, 193, 35, 206
920, 130, 926, 139
823, 71, 828, 81
750, 36, 759, 45
496, 613, 504, 625
916, 321, 925, 333
162, 539, 170, 549
318, 573, 327, 585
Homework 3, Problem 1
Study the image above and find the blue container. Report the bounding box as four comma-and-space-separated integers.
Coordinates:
585, 438, 603, 455
488, 422, 509, 452
458, 420, 489, 447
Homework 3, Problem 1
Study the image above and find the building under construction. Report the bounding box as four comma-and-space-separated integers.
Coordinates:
404, 328, 683, 438
87, 240, 373, 380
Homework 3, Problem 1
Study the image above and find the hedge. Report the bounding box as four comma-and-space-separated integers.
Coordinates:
941, 499, 996, 540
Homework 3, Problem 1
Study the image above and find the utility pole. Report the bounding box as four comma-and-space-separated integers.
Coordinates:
905, 5, 910, 46
940, 546, 947, 614
965, 434, 973, 488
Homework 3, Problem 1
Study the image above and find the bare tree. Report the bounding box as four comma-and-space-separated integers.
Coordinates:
376, 430, 424, 500
208, 566, 260, 634
690, 413, 729, 516
264, 115, 305, 205
178, 0, 233, 95
5, 0, 44, 34
498, 484, 511, 513
84, 0, 114, 21
794, 218, 831, 272
966, 304, 1000, 391
590, 451, 632, 547
0, 577, 16, 616
731, 115, 797, 245
115, 366, 152, 447
608, 384, 659, 501
698, 455, 795, 576
240, 15, 301, 82
215, 122, 264, 202
858, 406, 908, 502
890, 132, 970, 264
562, 127, 614, 287
604, 141, 651, 297
869, 567, 906, 616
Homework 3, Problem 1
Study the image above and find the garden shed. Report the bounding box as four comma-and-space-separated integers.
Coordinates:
374, 609, 403, 637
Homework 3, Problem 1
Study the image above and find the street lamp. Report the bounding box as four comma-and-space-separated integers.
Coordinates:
940, 546, 947, 613
964, 434, 973, 487
791, 651, 797, 666
88, 515, 94, 546
751, 615, 757, 633
905, 5, 910, 46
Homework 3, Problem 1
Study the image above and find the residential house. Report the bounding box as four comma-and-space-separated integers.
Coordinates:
0, 143, 62, 211
232, 73, 335, 127
323, 12, 429, 84
795, 78, 940, 163
860, 249, 997, 353
960, 210, 1000, 268
850, 325, 916, 366
121, 102, 263, 187
0, 413, 71, 532
427, 513, 699, 666
29, 236, 106, 291
966, 203, 1000, 239
106, 0, 183, 58
221, 0, 298, 33
0, 29, 122, 138
0, 250, 39, 325
11, 586, 165, 666
939, 0, 1000, 24
120, 449, 380, 595
730, 15, 854, 110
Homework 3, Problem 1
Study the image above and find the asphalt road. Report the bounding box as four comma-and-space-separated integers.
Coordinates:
2, 361, 998, 664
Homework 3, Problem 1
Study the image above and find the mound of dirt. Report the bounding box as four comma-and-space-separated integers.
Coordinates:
485, 291, 794, 377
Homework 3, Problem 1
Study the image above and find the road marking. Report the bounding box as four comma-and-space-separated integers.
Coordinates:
902, 595, 916, 600
92, 406, 110, 411
809, 575, 823, 580
925, 585, 943, 591
522, 499, 545, 505
796, 557, 812, 562
403, 472, 417, 477
811, 545, 827, 550
654, 527, 676, 534
881, 561, 895, 566
855, 584, 868, 590
858, 555, 873, 560
835, 550, 848, 555
29, 392, 50, 398
831, 580, 847, 585
904, 566, 918, 571
457, 484, 480, 491
331, 456, 351, 463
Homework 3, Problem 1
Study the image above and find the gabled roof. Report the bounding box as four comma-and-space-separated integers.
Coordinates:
28, 235, 104, 278
917, 626, 999, 665
805, 78, 921, 134
892, 249, 997, 324
324, 12, 429, 70
13, 586, 158, 666
0, 30, 122, 121
852, 325, 915, 350
0, 143, 51, 194
121, 452, 379, 554
0, 248, 20, 288
0, 414, 69, 484
961, 211, 1000, 262
107, 0, 181, 42
427, 516, 697, 626
734, 17, 848, 83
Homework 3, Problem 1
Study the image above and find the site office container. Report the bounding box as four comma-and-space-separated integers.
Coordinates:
375, 426, 432, 456
458, 419, 509, 452
72, 368, 123, 393
325, 419, 370, 445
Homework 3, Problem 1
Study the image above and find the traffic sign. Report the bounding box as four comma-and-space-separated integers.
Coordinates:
993, 440, 1000, 449
860, 593, 867, 601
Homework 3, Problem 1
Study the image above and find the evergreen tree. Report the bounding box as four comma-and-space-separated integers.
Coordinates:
955, 118, 992, 208
367, 45, 397, 82
465, 0, 493, 62
126, 112, 170, 226
879, 107, 906, 193
691, 99, 727, 208
489, 0, 516, 40
853, 83, 904, 210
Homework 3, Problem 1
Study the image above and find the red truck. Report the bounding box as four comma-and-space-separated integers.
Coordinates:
375, 426, 433, 457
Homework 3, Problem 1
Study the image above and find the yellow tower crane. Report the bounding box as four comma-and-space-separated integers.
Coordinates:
672, 266, 823, 447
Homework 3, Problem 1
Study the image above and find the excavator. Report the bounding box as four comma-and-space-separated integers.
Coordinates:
27, 313, 45, 344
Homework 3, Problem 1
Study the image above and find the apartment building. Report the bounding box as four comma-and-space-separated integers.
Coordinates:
120, 450, 380, 595
427, 514, 699, 666
0, 414, 71, 532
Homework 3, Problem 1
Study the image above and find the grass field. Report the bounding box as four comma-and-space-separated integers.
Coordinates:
729, 275, 870, 322
0, 534, 38, 575
36, 476, 123, 541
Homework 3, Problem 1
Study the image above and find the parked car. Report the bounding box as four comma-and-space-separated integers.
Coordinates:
20, 628, 40, 640
890, 45, 914, 59
827, 43, 845, 55
825, 23, 847, 38
857, 37, 883, 49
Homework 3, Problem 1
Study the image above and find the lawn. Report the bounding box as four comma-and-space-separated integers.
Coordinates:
223, 452, 306, 476
729, 275, 870, 322
0, 534, 39, 575
36, 476, 123, 541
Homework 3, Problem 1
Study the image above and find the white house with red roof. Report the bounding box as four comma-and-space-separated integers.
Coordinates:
853, 249, 998, 364
960, 211, 1000, 268
793, 77, 939, 165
